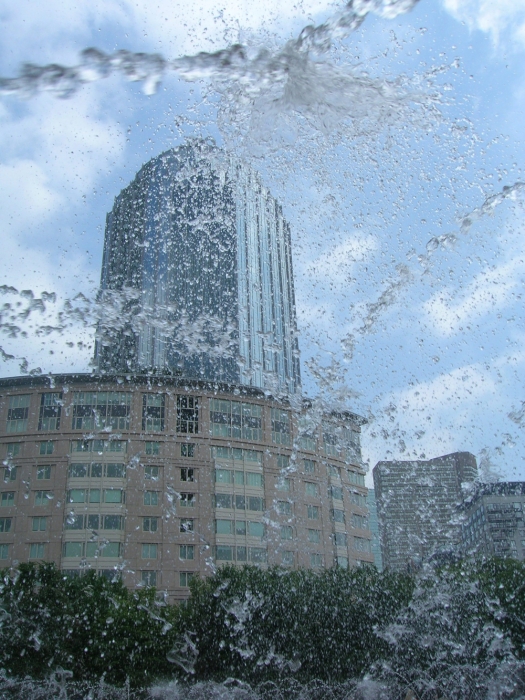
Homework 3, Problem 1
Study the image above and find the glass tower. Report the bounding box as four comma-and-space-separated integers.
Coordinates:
94, 140, 301, 395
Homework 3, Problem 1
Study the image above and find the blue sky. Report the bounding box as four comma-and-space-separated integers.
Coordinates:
0, 0, 524, 483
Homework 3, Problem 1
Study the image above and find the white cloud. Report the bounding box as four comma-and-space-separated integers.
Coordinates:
301, 234, 378, 289
423, 255, 524, 336
442, 0, 525, 49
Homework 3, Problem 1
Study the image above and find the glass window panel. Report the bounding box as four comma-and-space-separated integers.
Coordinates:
215, 519, 233, 535
248, 521, 264, 538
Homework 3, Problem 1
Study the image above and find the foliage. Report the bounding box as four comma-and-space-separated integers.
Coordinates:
0, 558, 524, 697
0, 563, 180, 687
176, 564, 414, 684
371, 559, 525, 700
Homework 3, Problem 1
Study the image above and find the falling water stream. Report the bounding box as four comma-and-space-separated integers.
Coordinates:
1, 0, 525, 696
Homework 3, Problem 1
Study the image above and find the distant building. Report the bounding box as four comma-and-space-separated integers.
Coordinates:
94, 139, 301, 396
0, 374, 372, 599
462, 482, 525, 560
367, 489, 383, 571
0, 141, 375, 597
373, 452, 478, 571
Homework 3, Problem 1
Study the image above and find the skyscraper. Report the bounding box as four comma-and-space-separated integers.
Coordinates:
95, 139, 301, 396
373, 452, 478, 571
0, 141, 373, 597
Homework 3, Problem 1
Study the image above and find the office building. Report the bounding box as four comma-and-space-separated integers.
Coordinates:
462, 482, 525, 560
0, 375, 371, 599
373, 452, 478, 571
367, 489, 383, 571
94, 139, 300, 396
0, 142, 373, 597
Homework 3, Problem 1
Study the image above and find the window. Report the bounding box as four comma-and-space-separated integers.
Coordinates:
5, 443, 20, 458
282, 550, 294, 566
180, 493, 195, 508
180, 518, 194, 533
248, 521, 265, 538
308, 529, 321, 544
350, 492, 367, 507
143, 517, 158, 532
323, 432, 339, 457
0, 544, 9, 560
32, 516, 47, 531
248, 496, 264, 511
354, 537, 372, 553
89, 490, 100, 503
331, 508, 345, 524
249, 547, 267, 563
63, 542, 84, 557
305, 482, 318, 497
35, 491, 52, 506
281, 525, 293, 540
213, 447, 263, 463
246, 472, 263, 488
334, 532, 347, 547
0, 518, 12, 533
6, 395, 30, 433
93, 541, 122, 557
141, 570, 157, 586
214, 494, 233, 509
87, 514, 99, 529
144, 466, 160, 481
310, 553, 322, 568
180, 443, 195, 457
277, 477, 291, 491
72, 392, 131, 431
215, 544, 233, 561
142, 543, 158, 559
181, 467, 194, 482
215, 468, 232, 484
29, 543, 45, 559
65, 514, 84, 530
68, 489, 86, 503
180, 572, 194, 587
0, 491, 15, 508
105, 463, 125, 478
328, 464, 341, 478
39, 441, 54, 455
298, 435, 317, 451
271, 408, 291, 445
144, 491, 159, 506
104, 489, 124, 504
235, 495, 245, 510
3, 467, 16, 482
348, 470, 365, 487
331, 486, 343, 501
68, 463, 89, 478
103, 515, 123, 530
177, 395, 199, 433
210, 399, 262, 440
235, 521, 246, 535
304, 458, 316, 473
277, 500, 292, 515
38, 392, 62, 431
307, 505, 319, 520
352, 513, 369, 529
145, 441, 160, 455
215, 519, 233, 534
142, 394, 165, 432
337, 556, 349, 569
277, 455, 290, 469
179, 544, 194, 560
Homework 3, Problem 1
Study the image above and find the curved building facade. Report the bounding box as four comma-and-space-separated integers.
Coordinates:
0, 374, 371, 600
95, 140, 301, 396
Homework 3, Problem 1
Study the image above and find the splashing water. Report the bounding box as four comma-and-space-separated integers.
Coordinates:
0, 0, 420, 98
